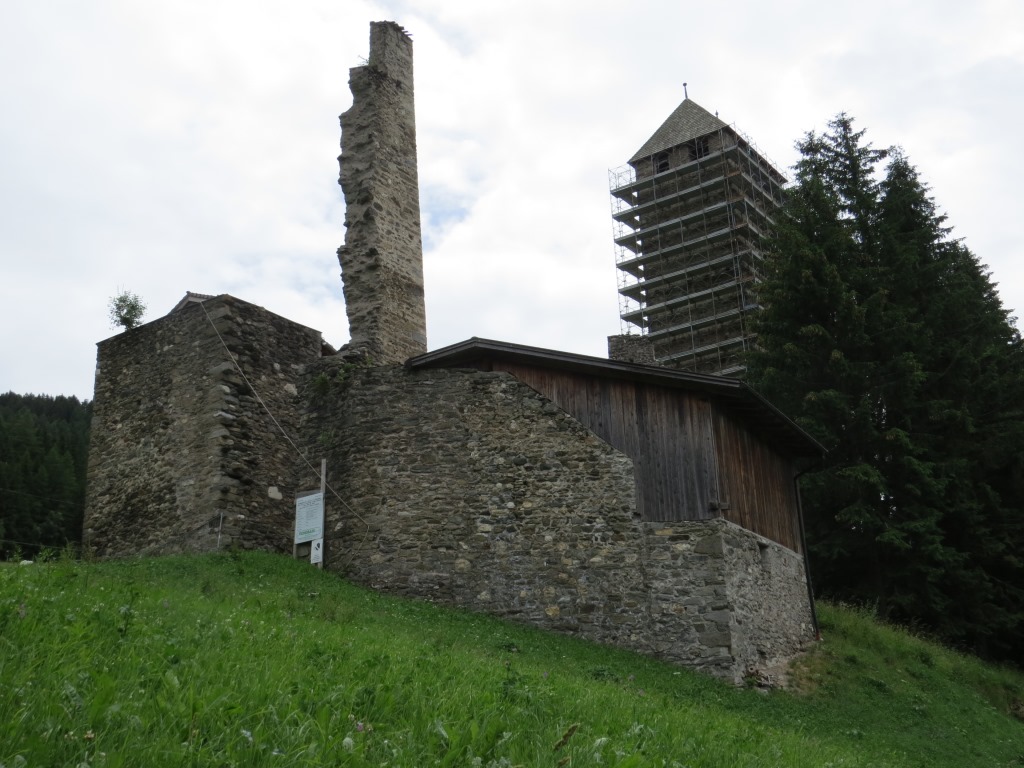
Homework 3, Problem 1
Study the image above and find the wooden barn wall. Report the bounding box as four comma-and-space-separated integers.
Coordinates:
491, 363, 716, 522
712, 409, 802, 552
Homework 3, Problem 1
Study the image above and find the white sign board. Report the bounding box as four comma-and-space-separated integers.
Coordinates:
310, 538, 323, 565
294, 492, 324, 544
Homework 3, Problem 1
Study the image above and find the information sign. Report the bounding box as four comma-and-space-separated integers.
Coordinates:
310, 538, 323, 565
294, 492, 324, 544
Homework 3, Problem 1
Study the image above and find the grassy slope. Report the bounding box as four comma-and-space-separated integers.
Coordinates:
1, 552, 1021, 767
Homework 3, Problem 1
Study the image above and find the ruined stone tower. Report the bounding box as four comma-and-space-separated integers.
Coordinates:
337, 21, 427, 364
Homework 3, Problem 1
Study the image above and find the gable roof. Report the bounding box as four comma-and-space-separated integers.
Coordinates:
630, 98, 730, 163
407, 337, 824, 458
168, 291, 216, 314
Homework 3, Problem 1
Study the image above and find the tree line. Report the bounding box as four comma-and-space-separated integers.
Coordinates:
0, 392, 91, 558
747, 115, 1024, 666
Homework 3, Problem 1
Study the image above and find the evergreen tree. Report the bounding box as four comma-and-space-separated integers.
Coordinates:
0, 392, 91, 558
749, 116, 1024, 664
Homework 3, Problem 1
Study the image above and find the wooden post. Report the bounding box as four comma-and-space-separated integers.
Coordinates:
318, 458, 326, 569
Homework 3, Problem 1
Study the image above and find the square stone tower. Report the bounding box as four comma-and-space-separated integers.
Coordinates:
337, 21, 427, 364
609, 98, 786, 375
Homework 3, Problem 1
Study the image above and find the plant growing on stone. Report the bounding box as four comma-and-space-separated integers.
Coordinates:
311, 371, 332, 398
108, 289, 147, 330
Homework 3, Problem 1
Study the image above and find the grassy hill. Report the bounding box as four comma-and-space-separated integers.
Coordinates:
1, 551, 1021, 767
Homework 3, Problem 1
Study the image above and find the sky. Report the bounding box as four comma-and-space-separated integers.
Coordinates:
2, 0, 1022, 401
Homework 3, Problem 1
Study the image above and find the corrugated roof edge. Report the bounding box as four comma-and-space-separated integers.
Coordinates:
407, 337, 824, 458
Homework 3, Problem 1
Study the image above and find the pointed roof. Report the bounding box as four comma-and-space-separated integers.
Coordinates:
168, 291, 216, 315
629, 98, 729, 163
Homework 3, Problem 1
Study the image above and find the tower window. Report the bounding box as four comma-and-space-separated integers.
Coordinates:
654, 152, 670, 173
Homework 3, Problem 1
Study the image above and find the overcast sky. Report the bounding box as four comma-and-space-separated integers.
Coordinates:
2, 0, 1022, 401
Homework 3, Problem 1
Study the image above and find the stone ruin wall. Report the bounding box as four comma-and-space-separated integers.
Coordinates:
85, 311, 813, 680
85, 296, 322, 556
607, 334, 660, 365
336, 21, 427, 364
301, 359, 814, 681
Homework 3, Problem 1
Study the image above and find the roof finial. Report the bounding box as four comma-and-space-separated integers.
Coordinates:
683, 82, 688, 99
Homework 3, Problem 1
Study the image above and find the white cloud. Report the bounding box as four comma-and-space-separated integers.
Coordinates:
1, 0, 1022, 399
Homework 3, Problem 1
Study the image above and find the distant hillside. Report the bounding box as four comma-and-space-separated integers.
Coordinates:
2, 552, 1021, 767
0, 392, 90, 558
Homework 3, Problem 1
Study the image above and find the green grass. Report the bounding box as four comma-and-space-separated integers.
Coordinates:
1, 552, 1022, 767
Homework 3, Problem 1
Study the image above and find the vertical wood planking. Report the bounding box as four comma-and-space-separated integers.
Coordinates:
496, 363, 715, 522
713, 409, 802, 551
489, 361, 800, 549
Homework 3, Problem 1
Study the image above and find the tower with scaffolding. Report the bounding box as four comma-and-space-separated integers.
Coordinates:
609, 96, 786, 375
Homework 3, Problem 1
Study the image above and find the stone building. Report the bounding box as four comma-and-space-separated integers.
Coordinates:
84, 21, 820, 683
609, 96, 787, 375
84, 293, 325, 555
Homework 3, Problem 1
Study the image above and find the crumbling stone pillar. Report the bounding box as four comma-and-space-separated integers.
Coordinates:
608, 334, 660, 366
337, 21, 427, 364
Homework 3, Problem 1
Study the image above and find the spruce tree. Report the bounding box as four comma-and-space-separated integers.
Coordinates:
749, 117, 1024, 664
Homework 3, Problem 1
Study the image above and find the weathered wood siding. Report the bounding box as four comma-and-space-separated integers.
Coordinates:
493, 363, 715, 522
713, 410, 802, 552
487, 362, 802, 551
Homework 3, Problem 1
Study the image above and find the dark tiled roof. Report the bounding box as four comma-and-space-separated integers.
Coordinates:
407, 337, 823, 458
629, 98, 730, 163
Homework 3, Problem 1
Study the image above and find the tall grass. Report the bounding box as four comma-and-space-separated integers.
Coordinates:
1, 551, 1021, 767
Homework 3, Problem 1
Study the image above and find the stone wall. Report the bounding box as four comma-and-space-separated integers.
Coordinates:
86, 307, 813, 679
301, 359, 814, 681
336, 21, 427, 364
607, 334, 660, 365
639, 519, 812, 679
724, 527, 815, 673
85, 296, 323, 556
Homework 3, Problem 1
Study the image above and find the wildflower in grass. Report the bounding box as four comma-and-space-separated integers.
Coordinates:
18, 602, 26, 619
241, 728, 253, 744
342, 736, 354, 752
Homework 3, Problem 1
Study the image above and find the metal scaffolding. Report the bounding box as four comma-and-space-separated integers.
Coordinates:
609, 119, 786, 375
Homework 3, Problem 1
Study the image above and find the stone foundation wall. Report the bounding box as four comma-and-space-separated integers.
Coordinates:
724, 527, 815, 673
85, 296, 322, 556
302, 360, 813, 680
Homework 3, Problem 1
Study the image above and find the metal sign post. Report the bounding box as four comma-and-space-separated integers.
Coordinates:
313, 459, 326, 569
